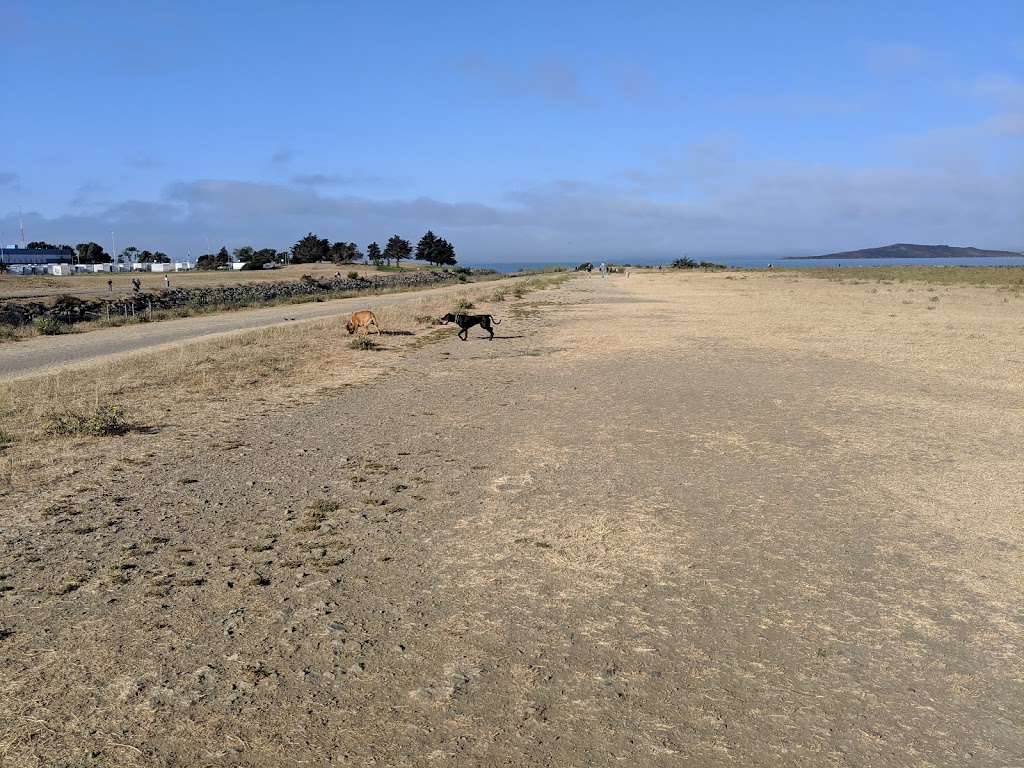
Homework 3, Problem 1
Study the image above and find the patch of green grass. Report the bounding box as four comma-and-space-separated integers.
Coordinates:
33, 316, 70, 336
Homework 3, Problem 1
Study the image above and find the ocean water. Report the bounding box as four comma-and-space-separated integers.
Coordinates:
468, 256, 1024, 273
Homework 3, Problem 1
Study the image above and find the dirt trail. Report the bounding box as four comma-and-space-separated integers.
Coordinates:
1, 272, 1021, 766
0, 280, 487, 381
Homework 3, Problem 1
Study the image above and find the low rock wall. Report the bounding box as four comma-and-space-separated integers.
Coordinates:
0, 271, 469, 326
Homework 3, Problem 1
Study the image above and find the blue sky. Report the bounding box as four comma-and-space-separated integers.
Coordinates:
2, 1, 1022, 264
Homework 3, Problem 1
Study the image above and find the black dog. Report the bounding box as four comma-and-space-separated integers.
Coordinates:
440, 312, 501, 340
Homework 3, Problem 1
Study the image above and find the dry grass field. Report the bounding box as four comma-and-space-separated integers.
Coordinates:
0, 263, 422, 299
0, 267, 1021, 766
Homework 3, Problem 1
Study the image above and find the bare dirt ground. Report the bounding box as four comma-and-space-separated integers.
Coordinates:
1, 271, 1022, 766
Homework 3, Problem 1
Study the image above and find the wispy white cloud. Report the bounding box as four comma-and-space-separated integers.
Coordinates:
970, 73, 1024, 108
724, 92, 858, 116
451, 51, 591, 106
860, 42, 928, 74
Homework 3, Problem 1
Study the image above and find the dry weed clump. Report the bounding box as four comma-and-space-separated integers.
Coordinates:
43, 404, 128, 436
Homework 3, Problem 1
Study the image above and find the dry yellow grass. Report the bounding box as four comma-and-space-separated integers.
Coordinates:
0, 276, 569, 506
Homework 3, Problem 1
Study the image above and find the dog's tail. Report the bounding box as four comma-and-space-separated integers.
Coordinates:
493, 317, 501, 324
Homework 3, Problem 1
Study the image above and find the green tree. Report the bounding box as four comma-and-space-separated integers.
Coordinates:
136, 250, 169, 264
330, 241, 362, 263
240, 247, 278, 270
383, 235, 412, 268
436, 237, 457, 266
75, 242, 111, 264
415, 230, 440, 264
233, 245, 255, 264
197, 247, 230, 270
120, 246, 139, 266
366, 242, 382, 266
291, 232, 330, 264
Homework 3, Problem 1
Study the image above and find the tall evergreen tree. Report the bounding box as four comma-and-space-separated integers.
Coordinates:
366, 242, 382, 265
291, 232, 330, 264
415, 230, 440, 264
383, 235, 412, 268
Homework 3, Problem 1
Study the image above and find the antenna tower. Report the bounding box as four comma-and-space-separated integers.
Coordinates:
18, 179, 26, 248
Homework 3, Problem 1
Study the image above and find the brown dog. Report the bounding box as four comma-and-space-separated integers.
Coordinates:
346, 310, 382, 335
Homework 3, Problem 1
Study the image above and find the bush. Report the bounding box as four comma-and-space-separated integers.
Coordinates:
348, 336, 380, 350
347, 271, 359, 280
454, 298, 475, 311
44, 405, 128, 437
34, 316, 70, 336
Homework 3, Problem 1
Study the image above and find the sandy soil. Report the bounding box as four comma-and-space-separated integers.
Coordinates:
1, 271, 1022, 766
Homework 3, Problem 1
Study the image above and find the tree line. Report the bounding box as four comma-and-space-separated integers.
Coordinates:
281, 230, 457, 269
19, 231, 458, 271
20, 241, 171, 265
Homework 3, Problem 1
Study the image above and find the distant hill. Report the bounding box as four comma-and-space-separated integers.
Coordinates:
789, 243, 1023, 260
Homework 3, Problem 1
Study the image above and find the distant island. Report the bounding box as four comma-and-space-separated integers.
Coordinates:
786, 243, 1023, 260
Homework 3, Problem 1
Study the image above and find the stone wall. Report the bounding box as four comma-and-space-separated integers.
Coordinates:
0, 271, 476, 326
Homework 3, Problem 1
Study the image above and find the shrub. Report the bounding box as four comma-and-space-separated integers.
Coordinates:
348, 336, 379, 350
34, 316, 70, 336
454, 298, 475, 311
44, 405, 128, 437
347, 271, 359, 280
